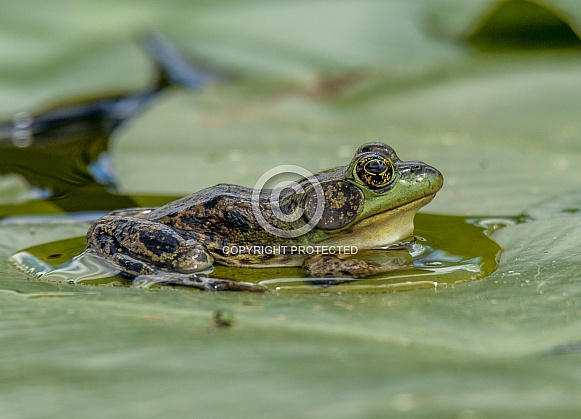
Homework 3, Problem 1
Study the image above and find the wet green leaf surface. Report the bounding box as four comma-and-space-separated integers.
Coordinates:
2, 1, 581, 418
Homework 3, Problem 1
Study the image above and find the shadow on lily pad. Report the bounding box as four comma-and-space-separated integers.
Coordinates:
467, 0, 581, 50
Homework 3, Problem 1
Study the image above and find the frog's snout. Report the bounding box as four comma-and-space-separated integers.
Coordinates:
422, 164, 444, 192
399, 161, 443, 193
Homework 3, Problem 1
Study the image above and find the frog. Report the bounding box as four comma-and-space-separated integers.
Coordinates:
86, 142, 443, 291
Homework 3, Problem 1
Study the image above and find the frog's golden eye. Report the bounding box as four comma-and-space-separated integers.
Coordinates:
354, 155, 395, 189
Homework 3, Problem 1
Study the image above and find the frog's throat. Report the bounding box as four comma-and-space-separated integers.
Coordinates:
318, 194, 436, 249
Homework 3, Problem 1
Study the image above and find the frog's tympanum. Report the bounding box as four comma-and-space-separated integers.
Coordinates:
86, 142, 443, 291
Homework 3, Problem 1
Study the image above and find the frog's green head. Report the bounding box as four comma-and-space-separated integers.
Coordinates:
303, 142, 443, 248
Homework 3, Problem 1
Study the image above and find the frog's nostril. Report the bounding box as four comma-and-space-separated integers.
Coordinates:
402, 162, 424, 174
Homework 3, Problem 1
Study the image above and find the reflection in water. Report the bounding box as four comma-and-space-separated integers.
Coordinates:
0, 32, 222, 215
10, 245, 121, 285
43, 253, 121, 284
8, 214, 508, 293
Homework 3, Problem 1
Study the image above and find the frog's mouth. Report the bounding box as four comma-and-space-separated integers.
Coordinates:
318, 194, 436, 250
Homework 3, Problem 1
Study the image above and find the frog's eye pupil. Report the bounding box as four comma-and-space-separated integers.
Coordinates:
354, 155, 395, 189
365, 159, 387, 175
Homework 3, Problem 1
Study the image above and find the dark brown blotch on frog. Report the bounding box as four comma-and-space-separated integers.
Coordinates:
303, 180, 363, 230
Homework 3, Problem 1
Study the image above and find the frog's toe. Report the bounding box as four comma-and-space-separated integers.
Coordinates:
203, 277, 268, 292
161, 274, 268, 292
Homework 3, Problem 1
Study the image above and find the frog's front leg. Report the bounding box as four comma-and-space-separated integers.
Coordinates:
303, 253, 411, 278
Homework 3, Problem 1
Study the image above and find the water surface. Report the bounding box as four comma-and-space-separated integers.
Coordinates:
8, 213, 511, 293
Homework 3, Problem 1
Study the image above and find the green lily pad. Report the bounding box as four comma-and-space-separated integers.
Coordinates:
525, 188, 581, 219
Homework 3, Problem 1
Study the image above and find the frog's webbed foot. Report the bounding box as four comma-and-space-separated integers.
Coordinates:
303, 253, 410, 278
154, 274, 268, 292
303, 254, 380, 278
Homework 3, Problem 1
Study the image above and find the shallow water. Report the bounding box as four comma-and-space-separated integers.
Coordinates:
8, 213, 512, 293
